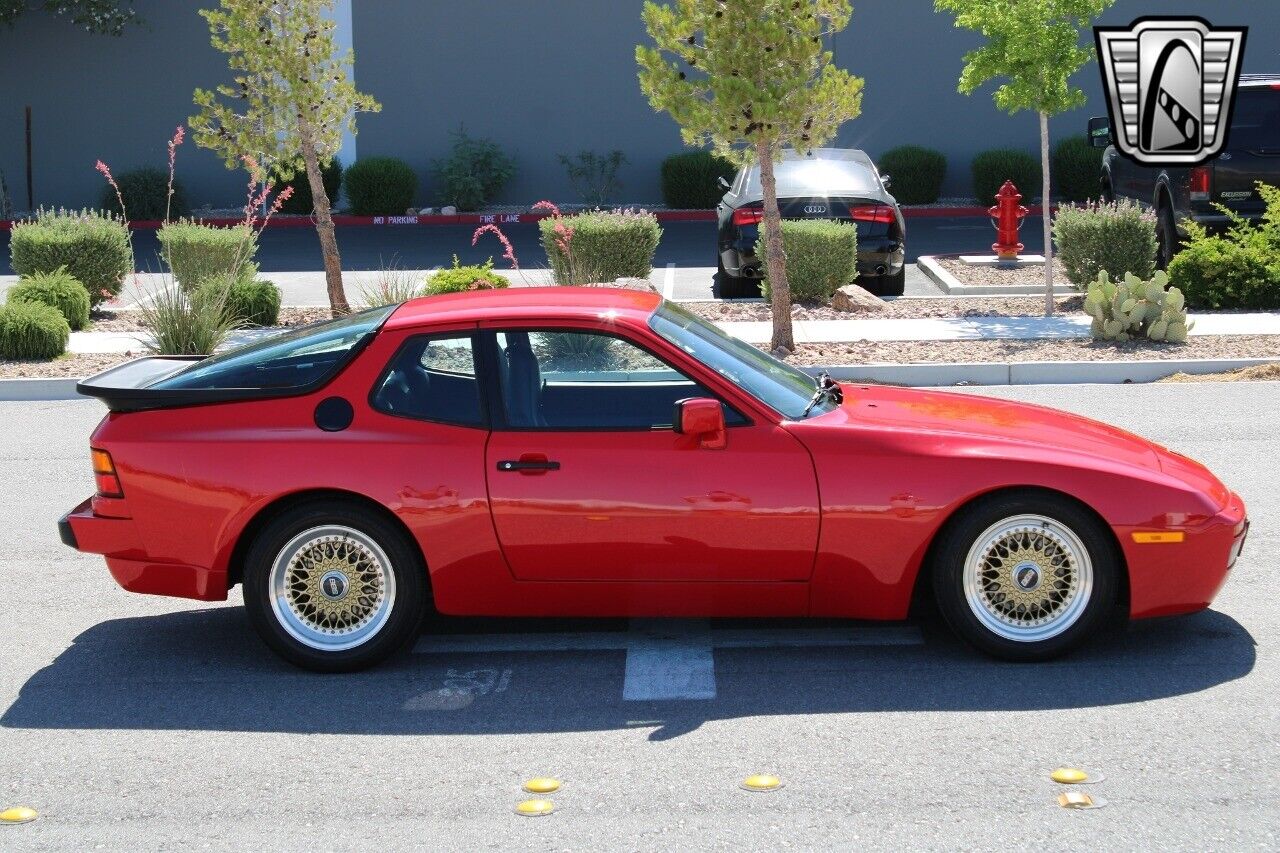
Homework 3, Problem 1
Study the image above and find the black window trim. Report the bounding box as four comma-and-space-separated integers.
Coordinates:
478, 327, 752, 433
367, 331, 489, 430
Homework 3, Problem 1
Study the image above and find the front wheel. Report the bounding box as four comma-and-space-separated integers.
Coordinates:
243, 500, 427, 672
931, 493, 1118, 661
1156, 204, 1180, 270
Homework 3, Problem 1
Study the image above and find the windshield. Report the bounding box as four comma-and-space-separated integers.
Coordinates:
649, 302, 839, 419
152, 305, 395, 390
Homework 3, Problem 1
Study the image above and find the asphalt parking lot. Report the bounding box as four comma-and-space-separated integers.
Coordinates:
0, 217, 1036, 304
0, 382, 1274, 850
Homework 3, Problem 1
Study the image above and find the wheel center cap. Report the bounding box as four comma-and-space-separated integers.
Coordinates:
319, 570, 349, 600
1013, 562, 1042, 592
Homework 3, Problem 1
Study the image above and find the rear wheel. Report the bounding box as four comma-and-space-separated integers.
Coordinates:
1156, 201, 1180, 270
243, 500, 427, 672
931, 492, 1118, 661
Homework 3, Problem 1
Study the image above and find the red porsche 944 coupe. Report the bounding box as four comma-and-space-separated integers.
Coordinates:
60, 288, 1247, 671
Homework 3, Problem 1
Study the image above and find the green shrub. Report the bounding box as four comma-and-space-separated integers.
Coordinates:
877, 145, 946, 205
422, 256, 510, 295
9, 208, 133, 309
756, 219, 858, 302
356, 262, 421, 308
1052, 199, 1158, 287
660, 151, 737, 209
100, 166, 189, 221
971, 149, 1041, 204
559, 150, 627, 206
0, 301, 70, 360
1084, 270, 1192, 342
433, 128, 516, 211
343, 157, 418, 215
539, 209, 661, 284
1168, 183, 1280, 310
1052, 136, 1104, 203
274, 159, 343, 215
8, 267, 91, 331
157, 220, 258, 292
219, 278, 281, 327
137, 279, 240, 356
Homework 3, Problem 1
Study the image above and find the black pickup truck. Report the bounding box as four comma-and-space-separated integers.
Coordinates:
1089, 74, 1280, 268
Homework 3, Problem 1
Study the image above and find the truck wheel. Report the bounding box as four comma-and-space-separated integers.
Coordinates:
243, 500, 427, 672
1156, 204, 1180, 270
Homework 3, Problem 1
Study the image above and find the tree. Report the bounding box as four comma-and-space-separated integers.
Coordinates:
936, 0, 1114, 316
190, 0, 380, 316
638, 0, 864, 352
0, 0, 139, 34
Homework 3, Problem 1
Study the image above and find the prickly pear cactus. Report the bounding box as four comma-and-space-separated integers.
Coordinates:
1084, 270, 1193, 343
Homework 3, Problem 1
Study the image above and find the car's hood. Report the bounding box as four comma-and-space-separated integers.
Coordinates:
821, 384, 1162, 470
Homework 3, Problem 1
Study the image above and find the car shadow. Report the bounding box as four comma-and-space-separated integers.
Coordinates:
0, 607, 1255, 740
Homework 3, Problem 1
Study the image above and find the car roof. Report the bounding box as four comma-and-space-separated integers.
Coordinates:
384, 286, 663, 330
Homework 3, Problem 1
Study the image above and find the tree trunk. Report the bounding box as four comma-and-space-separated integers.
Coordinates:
756, 138, 794, 353
297, 115, 350, 317
1040, 110, 1054, 317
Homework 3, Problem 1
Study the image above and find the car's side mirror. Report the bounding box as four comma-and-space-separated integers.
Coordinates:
674, 398, 727, 449
1088, 116, 1113, 149
717, 176, 732, 190
881, 173, 892, 189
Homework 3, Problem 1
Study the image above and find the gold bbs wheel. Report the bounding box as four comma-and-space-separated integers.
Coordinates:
962, 514, 1094, 643
269, 525, 397, 651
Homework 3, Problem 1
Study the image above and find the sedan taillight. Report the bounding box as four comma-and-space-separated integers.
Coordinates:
732, 207, 764, 226
850, 204, 895, 224
92, 448, 124, 498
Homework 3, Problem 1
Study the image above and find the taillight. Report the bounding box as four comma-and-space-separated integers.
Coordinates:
91, 448, 123, 498
732, 207, 764, 226
849, 204, 895, 224
1190, 166, 1212, 202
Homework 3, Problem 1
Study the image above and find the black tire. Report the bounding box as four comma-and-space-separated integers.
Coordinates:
1100, 175, 1115, 204
1156, 202, 1180, 271
931, 491, 1119, 662
243, 499, 428, 672
871, 267, 906, 297
715, 257, 754, 299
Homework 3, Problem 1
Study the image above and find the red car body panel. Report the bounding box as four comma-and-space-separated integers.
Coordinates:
62, 288, 1246, 623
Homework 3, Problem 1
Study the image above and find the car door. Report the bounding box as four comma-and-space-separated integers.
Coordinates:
481, 324, 820, 583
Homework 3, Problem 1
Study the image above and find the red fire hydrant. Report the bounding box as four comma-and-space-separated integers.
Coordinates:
989, 180, 1029, 261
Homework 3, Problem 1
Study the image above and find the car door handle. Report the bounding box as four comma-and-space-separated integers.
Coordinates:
496, 459, 560, 472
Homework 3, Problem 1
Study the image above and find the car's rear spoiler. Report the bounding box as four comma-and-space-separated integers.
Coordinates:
75, 356, 237, 412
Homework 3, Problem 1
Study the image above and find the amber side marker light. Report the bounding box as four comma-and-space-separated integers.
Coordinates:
91, 448, 124, 498
1132, 531, 1184, 544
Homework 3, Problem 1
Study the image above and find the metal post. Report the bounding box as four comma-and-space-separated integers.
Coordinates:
25, 106, 33, 210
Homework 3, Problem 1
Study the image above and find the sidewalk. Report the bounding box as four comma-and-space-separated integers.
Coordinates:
65, 311, 1280, 354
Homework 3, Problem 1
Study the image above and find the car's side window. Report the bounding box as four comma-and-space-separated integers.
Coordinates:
371, 334, 483, 427
493, 329, 745, 430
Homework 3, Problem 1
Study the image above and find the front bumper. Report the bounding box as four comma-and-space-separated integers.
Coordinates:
1125, 491, 1248, 619
59, 497, 228, 601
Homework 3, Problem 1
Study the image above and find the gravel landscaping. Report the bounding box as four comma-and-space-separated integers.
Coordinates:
935, 256, 1070, 288
687, 295, 1086, 321
86, 306, 333, 333
1160, 363, 1280, 383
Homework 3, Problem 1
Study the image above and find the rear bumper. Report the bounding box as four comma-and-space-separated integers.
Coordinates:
59, 497, 228, 602
1125, 491, 1248, 619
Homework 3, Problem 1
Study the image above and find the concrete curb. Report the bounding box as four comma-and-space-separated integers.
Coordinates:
918, 254, 1078, 297
3, 357, 1276, 402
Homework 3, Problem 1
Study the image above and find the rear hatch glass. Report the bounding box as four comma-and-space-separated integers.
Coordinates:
1216, 87, 1280, 210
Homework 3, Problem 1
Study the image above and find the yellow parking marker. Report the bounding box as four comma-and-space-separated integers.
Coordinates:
522, 778, 561, 794
1057, 791, 1107, 810
0, 806, 38, 825
514, 799, 555, 817
740, 774, 784, 792
1051, 767, 1103, 784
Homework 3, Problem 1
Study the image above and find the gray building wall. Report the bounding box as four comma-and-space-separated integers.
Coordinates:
3, 1, 1278, 211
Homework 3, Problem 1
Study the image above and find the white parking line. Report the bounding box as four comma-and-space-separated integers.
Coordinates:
662, 262, 676, 299
623, 618, 716, 701
413, 620, 925, 702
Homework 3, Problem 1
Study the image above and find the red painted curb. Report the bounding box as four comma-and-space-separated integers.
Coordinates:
0, 206, 1054, 231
